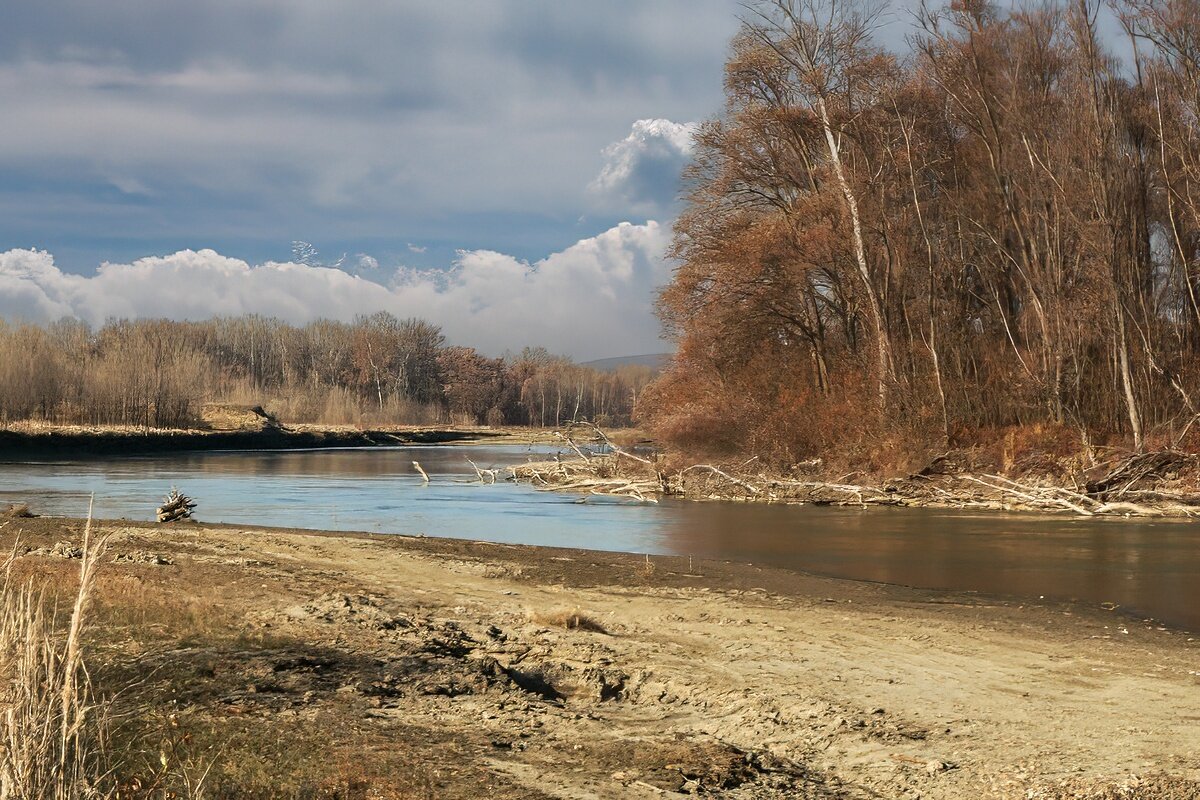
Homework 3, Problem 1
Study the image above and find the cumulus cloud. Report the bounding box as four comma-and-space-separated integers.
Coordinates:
0, 222, 671, 361
590, 118, 698, 214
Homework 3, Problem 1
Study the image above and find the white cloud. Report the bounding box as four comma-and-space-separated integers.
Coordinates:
406, 243, 427, 254
590, 118, 697, 214
0, 221, 672, 361
356, 253, 379, 270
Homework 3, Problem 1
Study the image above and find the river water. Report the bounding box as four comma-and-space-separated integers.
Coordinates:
2, 443, 1198, 631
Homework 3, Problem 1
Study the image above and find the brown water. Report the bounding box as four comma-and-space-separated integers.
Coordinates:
2, 445, 1198, 630
661, 502, 1200, 630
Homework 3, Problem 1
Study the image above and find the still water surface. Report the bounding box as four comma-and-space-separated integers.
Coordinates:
1, 444, 1198, 631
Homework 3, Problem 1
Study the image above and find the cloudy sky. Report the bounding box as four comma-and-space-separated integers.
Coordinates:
0, 1, 758, 359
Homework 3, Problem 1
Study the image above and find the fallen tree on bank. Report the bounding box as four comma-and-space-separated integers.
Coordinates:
156, 488, 196, 523
508, 426, 1200, 517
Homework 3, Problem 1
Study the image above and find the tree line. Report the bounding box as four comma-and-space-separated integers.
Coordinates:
641, 0, 1200, 468
0, 314, 654, 429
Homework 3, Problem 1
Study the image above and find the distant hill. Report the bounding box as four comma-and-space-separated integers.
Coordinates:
581, 353, 671, 373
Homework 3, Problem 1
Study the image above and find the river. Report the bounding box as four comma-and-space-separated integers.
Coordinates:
2, 443, 1198, 631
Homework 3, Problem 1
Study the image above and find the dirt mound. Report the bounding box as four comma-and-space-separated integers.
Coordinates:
200, 403, 281, 432
28, 540, 83, 559
506, 658, 628, 703
284, 593, 412, 631
599, 738, 819, 795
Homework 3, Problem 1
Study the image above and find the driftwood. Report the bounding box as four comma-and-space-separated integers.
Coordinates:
575, 422, 656, 466
1084, 450, 1193, 496
506, 427, 1200, 518
763, 478, 893, 507
553, 431, 592, 462
466, 458, 500, 484
675, 465, 762, 496
953, 468, 1200, 517
958, 475, 1097, 515
509, 459, 660, 502
156, 488, 196, 523
514, 426, 906, 506
559, 422, 658, 467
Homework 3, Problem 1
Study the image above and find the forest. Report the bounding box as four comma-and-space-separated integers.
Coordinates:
640, 0, 1200, 471
0, 314, 653, 429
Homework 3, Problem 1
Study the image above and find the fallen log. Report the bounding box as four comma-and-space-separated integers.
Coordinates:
674, 464, 761, 496
1085, 450, 1193, 495
958, 475, 1096, 515
509, 458, 661, 502
466, 458, 500, 484
156, 488, 196, 523
568, 422, 656, 467
509, 429, 1200, 517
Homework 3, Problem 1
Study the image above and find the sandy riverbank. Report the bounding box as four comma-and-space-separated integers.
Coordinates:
3, 514, 1197, 798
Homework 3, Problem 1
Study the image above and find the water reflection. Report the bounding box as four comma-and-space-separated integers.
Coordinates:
1, 446, 1198, 630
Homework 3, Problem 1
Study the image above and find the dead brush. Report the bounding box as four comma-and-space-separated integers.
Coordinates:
530, 608, 608, 634
0, 504, 32, 519
0, 503, 113, 800
633, 553, 657, 580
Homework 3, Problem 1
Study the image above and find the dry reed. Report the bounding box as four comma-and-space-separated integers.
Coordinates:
0, 501, 112, 800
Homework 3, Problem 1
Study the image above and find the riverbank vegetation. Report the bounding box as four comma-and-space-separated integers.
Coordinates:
0, 514, 112, 799
0, 314, 653, 430
641, 0, 1200, 479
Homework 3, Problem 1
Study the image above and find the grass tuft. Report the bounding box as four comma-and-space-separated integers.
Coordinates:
1, 504, 33, 519
530, 608, 609, 634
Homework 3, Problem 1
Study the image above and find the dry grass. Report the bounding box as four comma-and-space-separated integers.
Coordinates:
0, 504, 32, 519
633, 554, 657, 581
0, 508, 113, 800
530, 608, 608, 634
0, 421, 192, 436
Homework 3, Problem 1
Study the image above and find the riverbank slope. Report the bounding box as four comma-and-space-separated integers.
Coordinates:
0, 422, 558, 458
4, 515, 1197, 798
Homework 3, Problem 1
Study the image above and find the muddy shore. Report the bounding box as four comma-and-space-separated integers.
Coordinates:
4, 513, 1198, 799
0, 425, 546, 458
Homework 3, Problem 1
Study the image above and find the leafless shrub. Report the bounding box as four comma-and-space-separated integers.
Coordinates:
633, 555, 657, 581
0, 504, 32, 519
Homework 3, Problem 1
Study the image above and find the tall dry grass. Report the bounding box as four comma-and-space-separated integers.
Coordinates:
0, 506, 112, 800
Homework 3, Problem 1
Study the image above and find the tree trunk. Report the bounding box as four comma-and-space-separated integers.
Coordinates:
817, 97, 892, 407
